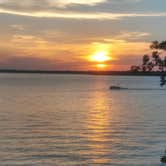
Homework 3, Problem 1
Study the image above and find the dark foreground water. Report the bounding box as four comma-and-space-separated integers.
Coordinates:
0, 74, 165, 166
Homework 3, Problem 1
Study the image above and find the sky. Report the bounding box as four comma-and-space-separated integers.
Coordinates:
0, 0, 166, 71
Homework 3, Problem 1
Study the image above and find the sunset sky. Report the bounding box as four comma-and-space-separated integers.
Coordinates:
0, 0, 166, 71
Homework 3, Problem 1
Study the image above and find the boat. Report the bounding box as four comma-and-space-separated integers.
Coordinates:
110, 86, 128, 90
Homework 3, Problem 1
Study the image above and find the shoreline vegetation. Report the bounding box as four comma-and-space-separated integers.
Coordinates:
0, 69, 166, 76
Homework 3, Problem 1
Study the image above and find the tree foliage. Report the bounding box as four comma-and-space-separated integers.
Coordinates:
131, 40, 166, 86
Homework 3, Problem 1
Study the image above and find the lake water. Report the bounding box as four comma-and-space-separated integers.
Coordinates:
0, 74, 165, 166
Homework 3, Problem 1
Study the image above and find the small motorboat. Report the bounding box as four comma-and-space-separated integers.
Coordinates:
110, 86, 128, 90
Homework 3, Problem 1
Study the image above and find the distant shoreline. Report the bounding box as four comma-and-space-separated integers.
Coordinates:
0, 69, 165, 76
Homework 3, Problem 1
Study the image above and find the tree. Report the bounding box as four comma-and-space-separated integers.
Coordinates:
150, 40, 166, 50
132, 41, 166, 86
130, 65, 141, 72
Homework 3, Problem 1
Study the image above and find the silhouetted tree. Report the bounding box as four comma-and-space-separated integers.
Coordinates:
130, 65, 141, 72
132, 40, 166, 86
150, 40, 166, 50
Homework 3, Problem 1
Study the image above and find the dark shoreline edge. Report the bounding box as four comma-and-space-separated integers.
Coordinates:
0, 69, 165, 76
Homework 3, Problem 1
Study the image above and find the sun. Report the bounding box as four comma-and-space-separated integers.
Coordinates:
96, 64, 107, 68
90, 51, 111, 63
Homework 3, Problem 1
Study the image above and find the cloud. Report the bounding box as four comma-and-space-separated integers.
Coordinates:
0, 56, 55, 70
49, 0, 107, 7
0, 54, 92, 70
110, 0, 143, 3
1, 8, 166, 20
0, 0, 166, 19
0, 0, 107, 7
0, 32, 151, 71
10, 24, 25, 30
113, 31, 150, 41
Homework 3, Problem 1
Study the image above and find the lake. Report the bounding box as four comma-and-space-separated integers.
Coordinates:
0, 74, 165, 166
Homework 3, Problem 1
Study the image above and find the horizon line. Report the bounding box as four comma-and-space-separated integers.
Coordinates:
0, 69, 165, 76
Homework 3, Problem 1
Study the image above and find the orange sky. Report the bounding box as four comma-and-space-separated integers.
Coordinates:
0, 0, 166, 71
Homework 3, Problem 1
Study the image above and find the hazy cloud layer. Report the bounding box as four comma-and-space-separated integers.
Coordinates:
0, 0, 166, 19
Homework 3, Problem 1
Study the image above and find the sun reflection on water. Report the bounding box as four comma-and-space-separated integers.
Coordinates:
86, 91, 112, 164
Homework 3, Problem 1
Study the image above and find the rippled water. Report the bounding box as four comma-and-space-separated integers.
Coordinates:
0, 74, 165, 166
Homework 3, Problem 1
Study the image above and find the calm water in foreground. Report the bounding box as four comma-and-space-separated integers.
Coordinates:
0, 74, 166, 166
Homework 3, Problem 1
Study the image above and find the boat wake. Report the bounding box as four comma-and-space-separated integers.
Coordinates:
110, 86, 166, 91
123, 88, 166, 91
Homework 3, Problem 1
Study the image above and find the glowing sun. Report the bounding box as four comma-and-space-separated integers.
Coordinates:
96, 64, 107, 68
90, 51, 111, 62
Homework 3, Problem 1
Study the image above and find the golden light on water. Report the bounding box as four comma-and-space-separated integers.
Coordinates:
86, 91, 111, 164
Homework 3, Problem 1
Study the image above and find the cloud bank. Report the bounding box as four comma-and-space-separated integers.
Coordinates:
0, 0, 166, 19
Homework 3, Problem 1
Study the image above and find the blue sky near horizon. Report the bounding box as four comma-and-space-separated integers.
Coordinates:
0, 0, 166, 70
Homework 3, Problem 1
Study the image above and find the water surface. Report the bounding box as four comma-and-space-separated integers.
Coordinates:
0, 74, 165, 166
